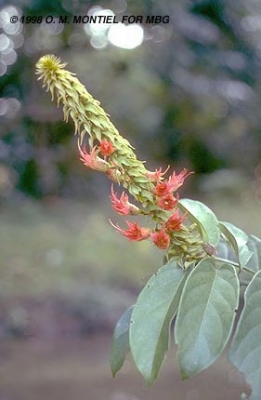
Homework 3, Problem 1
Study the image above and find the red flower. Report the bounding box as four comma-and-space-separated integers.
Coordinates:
165, 210, 186, 232
79, 144, 107, 171
154, 168, 193, 197
167, 169, 193, 192
110, 186, 139, 215
157, 194, 178, 210
151, 229, 170, 250
110, 220, 151, 242
154, 181, 170, 197
146, 166, 170, 182
99, 140, 116, 157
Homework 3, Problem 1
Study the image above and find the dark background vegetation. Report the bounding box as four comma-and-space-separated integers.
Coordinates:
2, 0, 261, 201
1, 0, 261, 399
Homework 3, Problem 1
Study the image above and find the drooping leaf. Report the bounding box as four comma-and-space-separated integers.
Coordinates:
178, 199, 220, 246
216, 236, 237, 262
175, 259, 240, 379
245, 235, 261, 273
229, 270, 261, 400
129, 261, 188, 385
110, 305, 133, 377
220, 222, 253, 268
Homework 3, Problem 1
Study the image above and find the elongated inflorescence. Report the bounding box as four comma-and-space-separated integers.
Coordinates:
36, 54, 210, 268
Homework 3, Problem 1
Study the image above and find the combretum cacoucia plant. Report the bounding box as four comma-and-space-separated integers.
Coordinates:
36, 54, 261, 400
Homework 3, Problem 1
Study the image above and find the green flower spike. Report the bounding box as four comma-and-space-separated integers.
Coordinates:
36, 54, 211, 268
36, 54, 154, 206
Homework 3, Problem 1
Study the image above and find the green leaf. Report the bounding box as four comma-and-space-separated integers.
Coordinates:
129, 261, 188, 385
245, 235, 261, 273
175, 259, 240, 379
220, 222, 253, 268
178, 199, 220, 246
216, 236, 237, 261
110, 305, 133, 377
229, 270, 261, 400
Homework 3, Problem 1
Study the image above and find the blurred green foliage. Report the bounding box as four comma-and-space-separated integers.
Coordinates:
0, 200, 162, 298
1, 0, 261, 199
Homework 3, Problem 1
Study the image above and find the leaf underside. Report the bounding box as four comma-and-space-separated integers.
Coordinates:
178, 199, 220, 246
229, 270, 261, 400
245, 235, 261, 273
129, 261, 188, 385
110, 305, 133, 377
175, 258, 239, 379
220, 221, 253, 268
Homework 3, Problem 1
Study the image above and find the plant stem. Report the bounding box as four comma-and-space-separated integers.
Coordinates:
213, 256, 240, 268
213, 256, 256, 277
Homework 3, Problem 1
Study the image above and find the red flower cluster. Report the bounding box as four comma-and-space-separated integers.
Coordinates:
108, 166, 191, 250
154, 169, 192, 211
110, 210, 186, 250
150, 211, 187, 249
78, 140, 192, 252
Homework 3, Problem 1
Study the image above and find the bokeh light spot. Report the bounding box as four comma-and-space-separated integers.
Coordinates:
108, 23, 144, 49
